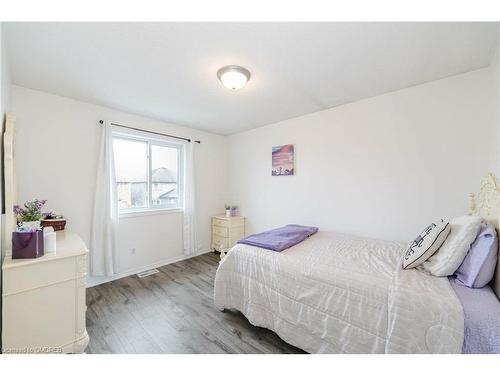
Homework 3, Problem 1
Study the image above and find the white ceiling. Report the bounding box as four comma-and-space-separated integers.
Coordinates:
4, 22, 500, 135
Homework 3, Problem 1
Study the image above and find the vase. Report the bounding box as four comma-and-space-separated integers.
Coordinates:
225, 210, 231, 218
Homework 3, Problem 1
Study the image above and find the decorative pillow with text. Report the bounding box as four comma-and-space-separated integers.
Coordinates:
403, 220, 450, 269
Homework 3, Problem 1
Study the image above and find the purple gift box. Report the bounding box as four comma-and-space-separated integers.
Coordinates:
12, 230, 44, 259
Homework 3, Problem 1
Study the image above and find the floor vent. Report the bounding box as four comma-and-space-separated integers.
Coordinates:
137, 269, 160, 278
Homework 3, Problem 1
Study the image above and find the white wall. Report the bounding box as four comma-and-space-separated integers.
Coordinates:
229, 68, 498, 242
1, 23, 12, 122
491, 42, 500, 171
10, 86, 229, 285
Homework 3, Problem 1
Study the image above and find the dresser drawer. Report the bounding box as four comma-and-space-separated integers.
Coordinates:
3, 278, 78, 350
213, 226, 228, 237
3, 255, 85, 296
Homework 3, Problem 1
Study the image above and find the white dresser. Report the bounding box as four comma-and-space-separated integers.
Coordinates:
211, 215, 245, 258
2, 230, 89, 354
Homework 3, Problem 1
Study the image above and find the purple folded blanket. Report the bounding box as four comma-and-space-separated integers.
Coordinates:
237, 224, 319, 252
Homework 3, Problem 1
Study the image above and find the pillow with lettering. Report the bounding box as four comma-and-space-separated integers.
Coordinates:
403, 220, 451, 269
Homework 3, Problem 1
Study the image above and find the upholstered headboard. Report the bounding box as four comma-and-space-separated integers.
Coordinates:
469, 172, 500, 299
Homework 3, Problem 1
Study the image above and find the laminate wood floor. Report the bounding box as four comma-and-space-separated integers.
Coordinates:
86, 252, 305, 354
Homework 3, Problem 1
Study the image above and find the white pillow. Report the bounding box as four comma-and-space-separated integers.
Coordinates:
403, 220, 451, 269
419, 215, 482, 276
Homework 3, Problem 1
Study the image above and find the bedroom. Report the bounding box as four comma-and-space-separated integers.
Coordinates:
2, 0, 500, 371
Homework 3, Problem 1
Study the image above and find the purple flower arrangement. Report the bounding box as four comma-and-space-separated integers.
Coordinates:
14, 199, 47, 222
14, 199, 48, 233
12, 199, 47, 258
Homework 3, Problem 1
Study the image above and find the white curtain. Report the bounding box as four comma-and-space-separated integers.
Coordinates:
183, 141, 198, 255
90, 122, 119, 276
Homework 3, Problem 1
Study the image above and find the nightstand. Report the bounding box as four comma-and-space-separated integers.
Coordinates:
211, 215, 245, 259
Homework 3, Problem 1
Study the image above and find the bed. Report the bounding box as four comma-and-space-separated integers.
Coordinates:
213, 173, 500, 354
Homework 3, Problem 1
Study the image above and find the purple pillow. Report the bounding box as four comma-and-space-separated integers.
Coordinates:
454, 223, 498, 288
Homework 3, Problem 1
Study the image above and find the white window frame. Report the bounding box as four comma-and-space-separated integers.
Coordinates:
112, 126, 185, 217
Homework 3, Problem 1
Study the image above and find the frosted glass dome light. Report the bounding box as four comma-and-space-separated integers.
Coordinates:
217, 65, 251, 91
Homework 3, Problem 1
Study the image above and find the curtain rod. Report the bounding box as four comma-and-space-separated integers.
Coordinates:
99, 120, 201, 144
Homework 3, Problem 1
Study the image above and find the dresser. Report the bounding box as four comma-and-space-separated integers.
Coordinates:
211, 215, 245, 258
2, 230, 89, 354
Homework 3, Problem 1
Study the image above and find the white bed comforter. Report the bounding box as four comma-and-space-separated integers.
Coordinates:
214, 231, 464, 353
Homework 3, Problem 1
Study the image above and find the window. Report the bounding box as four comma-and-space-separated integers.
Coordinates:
113, 130, 184, 214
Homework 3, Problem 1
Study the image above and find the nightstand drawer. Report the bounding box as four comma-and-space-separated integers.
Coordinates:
212, 234, 228, 249
213, 218, 229, 228
213, 226, 228, 237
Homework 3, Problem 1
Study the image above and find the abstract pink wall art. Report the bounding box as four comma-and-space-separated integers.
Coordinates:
272, 144, 294, 176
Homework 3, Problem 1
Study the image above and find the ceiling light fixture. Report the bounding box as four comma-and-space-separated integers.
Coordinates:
217, 65, 251, 91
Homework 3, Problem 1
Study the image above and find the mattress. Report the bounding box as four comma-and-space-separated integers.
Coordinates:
214, 230, 464, 353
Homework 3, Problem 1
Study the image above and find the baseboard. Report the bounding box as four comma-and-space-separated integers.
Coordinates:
86, 248, 212, 288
